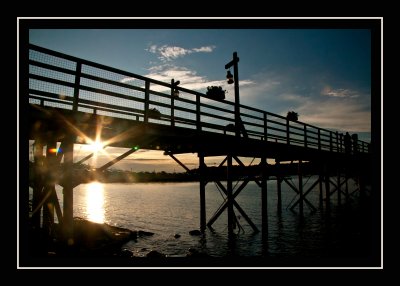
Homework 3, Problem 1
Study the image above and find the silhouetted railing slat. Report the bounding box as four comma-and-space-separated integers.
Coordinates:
29, 60, 77, 76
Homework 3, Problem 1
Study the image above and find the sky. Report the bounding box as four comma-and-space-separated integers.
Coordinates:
29, 28, 372, 172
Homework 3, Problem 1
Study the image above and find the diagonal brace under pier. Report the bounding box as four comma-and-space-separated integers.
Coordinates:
207, 179, 259, 232
283, 177, 316, 211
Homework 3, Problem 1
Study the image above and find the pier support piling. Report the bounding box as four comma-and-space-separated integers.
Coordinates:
298, 160, 304, 215
32, 139, 44, 229
325, 165, 331, 213
337, 169, 341, 205
199, 154, 206, 232
261, 157, 268, 235
276, 160, 282, 213
62, 137, 74, 245
227, 154, 234, 236
319, 173, 324, 207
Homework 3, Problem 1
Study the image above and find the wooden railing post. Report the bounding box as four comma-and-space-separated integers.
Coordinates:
263, 113, 268, 141
286, 118, 290, 145
171, 79, 175, 127
304, 125, 307, 148
196, 93, 201, 131
336, 131, 339, 152
144, 81, 150, 123
318, 129, 321, 151
199, 154, 206, 232
330, 131, 333, 152
73, 62, 82, 112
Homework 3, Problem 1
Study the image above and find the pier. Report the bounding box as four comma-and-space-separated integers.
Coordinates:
27, 44, 371, 247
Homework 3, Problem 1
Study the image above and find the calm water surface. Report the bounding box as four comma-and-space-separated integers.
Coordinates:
46, 178, 370, 260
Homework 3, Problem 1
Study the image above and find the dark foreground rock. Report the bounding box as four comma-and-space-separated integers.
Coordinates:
29, 217, 139, 258
186, 248, 209, 257
146, 250, 166, 258
189, 230, 202, 236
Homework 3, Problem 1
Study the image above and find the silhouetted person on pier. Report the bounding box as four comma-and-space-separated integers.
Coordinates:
352, 133, 358, 154
344, 132, 352, 155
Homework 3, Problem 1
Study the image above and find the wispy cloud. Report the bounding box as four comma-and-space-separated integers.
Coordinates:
321, 86, 360, 98
192, 46, 215, 52
297, 97, 370, 133
144, 64, 254, 93
234, 72, 370, 134
146, 44, 216, 61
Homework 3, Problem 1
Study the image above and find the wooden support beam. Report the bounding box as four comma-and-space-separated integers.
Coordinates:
345, 172, 349, 201
30, 187, 52, 218
30, 187, 60, 225
290, 177, 318, 212
43, 141, 57, 235
328, 179, 348, 197
169, 153, 191, 173
32, 140, 44, 229
261, 156, 268, 234
218, 156, 228, 168
50, 186, 63, 224
211, 179, 258, 232
233, 199, 259, 232
325, 168, 331, 213
196, 94, 201, 131
75, 152, 95, 165
73, 62, 82, 112
276, 160, 282, 213
97, 148, 138, 172
199, 154, 206, 232
171, 79, 175, 127
207, 198, 227, 228
283, 177, 316, 212
216, 178, 250, 200
233, 156, 262, 187
207, 179, 249, 228
283, 177, 298, 193
144, 81, 150, 123
337, 171, 341, 205
227, 155, 234, 236
319, 173, 324, 206
359, 175, 366, 203
62, 137, 74, 245
75, 146, 109, 166
238, 116, 248, 139
298, 160, 304, 215
233, 179, 250, 197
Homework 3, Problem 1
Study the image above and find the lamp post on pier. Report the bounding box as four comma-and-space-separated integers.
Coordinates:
225, 52, 240, 137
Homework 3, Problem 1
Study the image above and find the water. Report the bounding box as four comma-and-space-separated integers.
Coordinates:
39, 176, 373, 263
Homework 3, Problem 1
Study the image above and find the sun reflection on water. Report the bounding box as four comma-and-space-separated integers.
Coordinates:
86, 182, 105, 223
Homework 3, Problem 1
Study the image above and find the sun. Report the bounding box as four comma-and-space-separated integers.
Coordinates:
89, 140, 104, 153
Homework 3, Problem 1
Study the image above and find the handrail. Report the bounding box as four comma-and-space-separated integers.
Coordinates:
28, 44, 370, 154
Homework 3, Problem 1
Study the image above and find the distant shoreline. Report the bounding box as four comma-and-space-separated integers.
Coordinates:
29, 161, 321, 185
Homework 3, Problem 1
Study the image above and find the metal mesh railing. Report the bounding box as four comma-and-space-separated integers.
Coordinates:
28, 44, 370, 154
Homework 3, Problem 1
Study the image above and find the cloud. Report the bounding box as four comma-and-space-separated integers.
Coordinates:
119, 63, 254, 104
144, 64, 254, 93
296, 97, 371, 133
321, 86, 360, 98
192, 46, 215, 52
148, 45, 157, 54
230, 71, 370, 133
146, 45, 216, 61
159, 46, 192, 61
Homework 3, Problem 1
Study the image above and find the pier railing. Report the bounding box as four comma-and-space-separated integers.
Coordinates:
28, 44, 370, 154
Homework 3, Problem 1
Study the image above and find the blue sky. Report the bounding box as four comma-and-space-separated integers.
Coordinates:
29, 29, 371, 171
